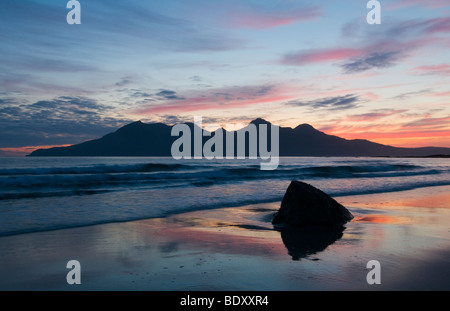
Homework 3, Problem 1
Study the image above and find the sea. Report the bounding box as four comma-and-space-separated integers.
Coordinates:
1, 156, 449, 237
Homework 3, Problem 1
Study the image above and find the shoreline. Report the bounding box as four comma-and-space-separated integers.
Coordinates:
1, 185, 450, 290
2, 183, 450, 239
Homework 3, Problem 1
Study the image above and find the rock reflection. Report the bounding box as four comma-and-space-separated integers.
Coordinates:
276, 225, 345, 261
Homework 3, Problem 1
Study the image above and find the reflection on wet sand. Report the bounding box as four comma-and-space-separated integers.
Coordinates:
149, 205, 345, 261
276, 225, 345, 261
354, 214, 415, 224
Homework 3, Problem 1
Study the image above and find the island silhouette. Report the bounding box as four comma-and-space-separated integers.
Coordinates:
28, 118, 450, 157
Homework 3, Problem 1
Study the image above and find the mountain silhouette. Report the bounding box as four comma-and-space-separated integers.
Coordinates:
27, 119, 450, 157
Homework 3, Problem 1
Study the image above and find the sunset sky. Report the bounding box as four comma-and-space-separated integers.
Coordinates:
1, 0, 450, 156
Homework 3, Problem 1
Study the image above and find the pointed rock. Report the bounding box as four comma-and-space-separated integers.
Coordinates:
273, 181, 353, 227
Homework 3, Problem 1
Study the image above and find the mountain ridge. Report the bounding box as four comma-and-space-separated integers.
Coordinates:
27, 119, 450, 157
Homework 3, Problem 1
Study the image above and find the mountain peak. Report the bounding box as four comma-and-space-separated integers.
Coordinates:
250, 118, 272, 125
294, 123, 316, 131
115, 120, 145, 132
124, 120, 144, 127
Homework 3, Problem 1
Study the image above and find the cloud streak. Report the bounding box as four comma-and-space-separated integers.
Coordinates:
346, 109, 407, 122
280, 45, 409, 73
132, 84, 294, 115
402, 116, 450, 130
341, 51, 403, 74
226, 5, 320, 29
388, 0, 450, 10
287, 94, 361, 111
281, 48, 362, 66
412, 64, 450, 76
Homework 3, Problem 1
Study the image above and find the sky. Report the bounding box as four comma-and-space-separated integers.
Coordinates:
1, 0, 450, 156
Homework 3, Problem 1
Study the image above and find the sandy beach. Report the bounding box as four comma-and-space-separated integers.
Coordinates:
1, 185, 450, 291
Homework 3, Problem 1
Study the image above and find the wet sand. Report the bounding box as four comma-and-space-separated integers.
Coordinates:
1, 185, 450, 291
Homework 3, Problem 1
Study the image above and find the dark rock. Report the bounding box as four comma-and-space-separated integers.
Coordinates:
272, 181, 353, 227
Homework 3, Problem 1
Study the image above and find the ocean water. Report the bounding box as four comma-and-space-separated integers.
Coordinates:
0, 157, 449, 237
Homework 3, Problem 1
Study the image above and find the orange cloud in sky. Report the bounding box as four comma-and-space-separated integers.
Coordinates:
323, 127, 450, 148
319, 110, 450, 148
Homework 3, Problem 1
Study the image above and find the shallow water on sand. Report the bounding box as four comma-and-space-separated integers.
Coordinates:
1, 186, 449, 290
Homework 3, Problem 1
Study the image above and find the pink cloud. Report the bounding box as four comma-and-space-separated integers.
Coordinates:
423, 17, 450, 34
281, 48, 362, 66
317, 84, 406, 99
132, 85, 296, 115
402, 116, 450, 130
412, 64, 450, 76
280, 39, 425, 68
346, 109, 407, 122
363, 92, 380, 101
433, 91, 450, 97
226, 6, 320, 29
387, 0, 450, 10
